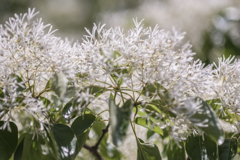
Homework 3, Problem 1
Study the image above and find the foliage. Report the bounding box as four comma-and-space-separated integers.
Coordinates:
0, 9, 240, 160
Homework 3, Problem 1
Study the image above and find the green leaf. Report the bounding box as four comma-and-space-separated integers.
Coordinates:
71, 114, 95, 153
146, 130, 155, 140
206, 99, 221, 111
0, 121, 18, 160
71, 114, 95, 136
186, 134, 217, 160
45, 78, 52, 90
85, 85, 106, 98
13, 136, 25, 160
207, 99, 235, 123
218, 138, 238, 160
142, 83, 165, 98
113, 51, 121, 59
51, 95, 62, 111
135, 117, 163, 135
137, 138, 162, 160
189, 97, 224, 144
44, 126, 59, 159
52, 124, 78, 160
51, 72, 67, 100
40, 96, 51, 108
100, 133, 122, 160
167, 141, 185, 160
152, 99, 176, 118
62, 99, 78, 123
109, 98, 133, 146
12, 74, 26, 92
20, 134, 43, 160
64, 86, 76, 99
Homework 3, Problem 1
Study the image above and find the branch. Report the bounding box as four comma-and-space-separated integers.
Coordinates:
83, 123, 110, 160
83, 144, 103, 160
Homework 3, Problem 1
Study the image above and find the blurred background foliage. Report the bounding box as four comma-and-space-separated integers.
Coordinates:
1, 0, 240, 65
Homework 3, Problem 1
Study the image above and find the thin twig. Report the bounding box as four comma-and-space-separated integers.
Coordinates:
94, 123, 110, 149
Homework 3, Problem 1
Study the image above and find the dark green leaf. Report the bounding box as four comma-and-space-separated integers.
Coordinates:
52, 124, 78, 160
137, 138, 162, 160
51, 72, 67, 100
0, 121, 18, 160
109, 98, 133, 146
219, 138, 238, 160
44, 126, 59, 159
62, 99, 78, 123
186, 134, 217, 160
71, 114, 95, 153
0, 88, 4, 98
21, 134, 43, 160
167, 141, 185, 160
71, 114, 95, 136
142, 83, 165, 98
14, 136, 25, 160
146, 130, 155, 140
135, 117, 163, 135
189, 98, 224, 144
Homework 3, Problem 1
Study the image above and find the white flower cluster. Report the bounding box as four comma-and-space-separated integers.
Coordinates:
0, 9, 240, 142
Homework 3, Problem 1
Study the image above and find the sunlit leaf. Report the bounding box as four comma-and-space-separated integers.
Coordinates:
71, 114, 95, 153
135, 117, 163, 135
137, 138, 162, 160
52, 124, 78, 160
167, 141, 185, 160
186, 134, 217, 160
62, 98, 78, 123
45, 78, 52, 90
146, 130, 155, 140
206, 99, 221, 111
0, 121, 18, 160
40, 96, 51, 108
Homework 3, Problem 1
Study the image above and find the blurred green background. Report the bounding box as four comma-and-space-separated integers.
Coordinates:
1, 0, 240, 65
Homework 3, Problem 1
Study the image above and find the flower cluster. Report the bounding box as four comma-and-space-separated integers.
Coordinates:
0, 8, 239, 148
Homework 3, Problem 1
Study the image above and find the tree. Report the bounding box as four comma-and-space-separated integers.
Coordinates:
0, 9, 239, 160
